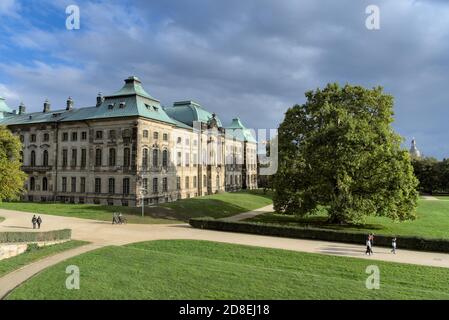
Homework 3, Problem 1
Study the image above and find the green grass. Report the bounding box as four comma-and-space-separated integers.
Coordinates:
7, 240, 449, 300
248, 199, 449, 240
0, 240, 88, 278
0, 190, 272, 224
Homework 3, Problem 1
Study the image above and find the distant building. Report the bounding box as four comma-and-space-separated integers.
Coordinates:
0, 76, 258, 206
409, 138, 421, 158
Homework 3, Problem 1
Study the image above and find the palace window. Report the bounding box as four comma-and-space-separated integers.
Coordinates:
31, 134, 36, 142
162, 177, 168, 192
43, 133, 49, 142
81, 149, 87, 168
62, 149, 68, 167
42, 150, 49, 167
62, 177, 67, 192
62, 132, 68, 141
71, 149, 77, 166
95, 178, 101, 193
109, 178, 115, 194
109, 148, 116, 166
163, 133, 168, 141
153, 178, 158, 193
177, 152, 182, 166
177, 176, 181, 190
30, 177, 36, 191
143, 130, 149, 138
123, 148, 131, 167
123, 178, 130, 195
71, 177, 77, 192
71, 132, 78, 141
95, 149, 102, 167
95, 130, 103, 140
193, 176, 197, 188
42, 177, 48, 191
152, 149, 159, 167
153, 132, 159, 140
109, 130, 116, 139
185, 176, 190, 189
81, 131, 87, 140
143, 178, 148, 191
30, 150, 36, 166
80, 177, 86, 193
162, 149, 168, 167
142, 148, 148, 168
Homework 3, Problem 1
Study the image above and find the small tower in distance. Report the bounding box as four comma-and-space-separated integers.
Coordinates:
409, 138, 421, 159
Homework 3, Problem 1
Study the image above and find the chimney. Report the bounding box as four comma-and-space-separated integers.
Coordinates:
18, 102, 26, 115
43, 99, 51, 113
96, 92, 104, 107
66, 97, 74, 111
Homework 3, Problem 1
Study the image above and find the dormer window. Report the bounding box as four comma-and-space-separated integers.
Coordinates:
119, 102, 126, 108
108, 104, 114, 110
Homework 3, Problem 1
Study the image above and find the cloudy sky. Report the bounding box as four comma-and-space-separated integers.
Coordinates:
0, 0, 448, 157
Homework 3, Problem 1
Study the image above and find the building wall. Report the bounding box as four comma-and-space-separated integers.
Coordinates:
10, 116, 257, 207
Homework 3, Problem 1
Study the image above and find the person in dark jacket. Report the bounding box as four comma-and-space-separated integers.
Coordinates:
36, 216, 42, 229
31, 215, 37, 229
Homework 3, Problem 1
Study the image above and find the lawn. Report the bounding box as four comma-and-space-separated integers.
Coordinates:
0, 190, 272, 224
248, 198, 449, 240
0, 240, 88, 278
7, 240, 449, 300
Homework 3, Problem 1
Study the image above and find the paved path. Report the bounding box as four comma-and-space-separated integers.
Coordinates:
422, 195, 439, 201
220, 204, 273, 222
1, 207, 449, 299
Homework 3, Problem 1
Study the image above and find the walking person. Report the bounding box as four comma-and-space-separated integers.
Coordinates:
368, 233, 375, 254
37, 216, 42, 229
365, 237, 373, 256
31, 215, 37, 229
391, 237, 397, 254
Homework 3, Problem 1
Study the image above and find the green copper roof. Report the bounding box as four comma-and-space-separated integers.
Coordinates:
107, 76, 159, 102
0, 97, 12, 114
164, 101, 223, 127
225, 118, 257, 143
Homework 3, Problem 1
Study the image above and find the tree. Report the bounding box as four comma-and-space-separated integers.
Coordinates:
0, 126, 26, 201
411, 157, 439, 194
273, 83, 419, 224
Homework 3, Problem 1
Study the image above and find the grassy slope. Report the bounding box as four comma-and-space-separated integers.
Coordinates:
0, 240, 88, 278
248, 199, 449, 240
0, 190, 272, 224
7, 240, 449, 300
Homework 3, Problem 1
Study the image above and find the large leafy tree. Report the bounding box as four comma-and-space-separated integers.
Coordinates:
0, 126, 26, 201
273, 84, 418, 224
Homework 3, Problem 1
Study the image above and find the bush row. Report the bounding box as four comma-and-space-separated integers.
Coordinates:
0, 229, 72, 243
189, 218, 449, 253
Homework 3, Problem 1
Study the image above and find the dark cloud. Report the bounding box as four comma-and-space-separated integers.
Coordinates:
1, 0, 449, 157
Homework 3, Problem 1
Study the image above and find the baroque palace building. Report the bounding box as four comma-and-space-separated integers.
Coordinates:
0, 77, 258, 206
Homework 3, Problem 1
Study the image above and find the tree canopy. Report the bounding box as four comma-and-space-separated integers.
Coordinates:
0, 126, 26, 201
273, 83, 418, 224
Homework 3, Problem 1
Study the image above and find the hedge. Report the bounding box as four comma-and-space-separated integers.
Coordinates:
189, 218, 449, 254
0, 229, 71, 243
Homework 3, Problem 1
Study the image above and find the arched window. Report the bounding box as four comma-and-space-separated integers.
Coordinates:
152, 149, 159, 167
123, 148, 130, 167
30, 150, 36, 166
109, 148, 116, 166
30, 177, 35, 191
162, 149, 168, 167
142, 148, 148, 168
42, 177, 48, 191
216, 175, 220, 190
42, 150, 49, 167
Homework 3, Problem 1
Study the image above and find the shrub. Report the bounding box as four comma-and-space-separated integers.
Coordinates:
189, 218, 449, 253
0, 229, 71, 243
